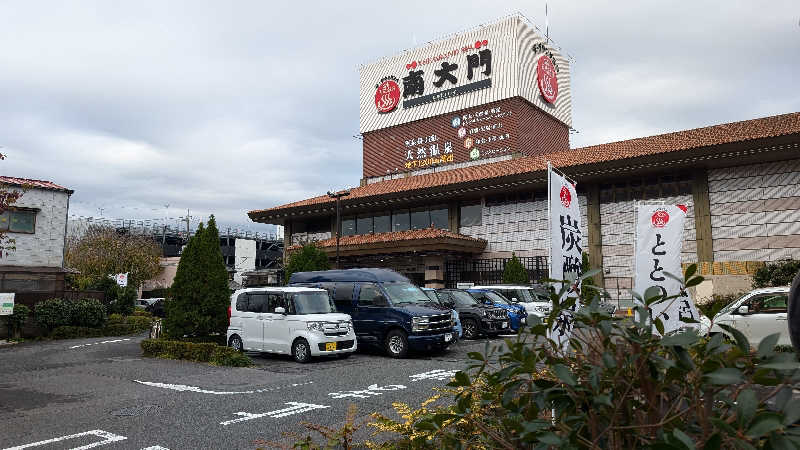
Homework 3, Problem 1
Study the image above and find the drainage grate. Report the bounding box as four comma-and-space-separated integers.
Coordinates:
111, 404, 161, 417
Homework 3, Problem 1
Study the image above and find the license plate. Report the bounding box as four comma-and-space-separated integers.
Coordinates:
502, 322, 508, 328
444, 333, 452, 342
325, 342, 337, 351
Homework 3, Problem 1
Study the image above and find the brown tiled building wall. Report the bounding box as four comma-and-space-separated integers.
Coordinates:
361, 96, 569, 179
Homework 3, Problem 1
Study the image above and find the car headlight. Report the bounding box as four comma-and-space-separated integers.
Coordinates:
412, 316, 429, 332
481, 309, 488, 317
307, 322, 325, 333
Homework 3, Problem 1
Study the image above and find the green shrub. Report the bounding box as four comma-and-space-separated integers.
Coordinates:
33, 298, 73, 331
132, 309, 152, 318
753, 259, 800, 288
125, 315, 153, 330
108, 286, 137, 316
140, 338, 251, 367
50, 326, 103, 339
211, 347, 251, 367
502, 252, 528, 284
3, 304, 30, 338
179, 335, 227, 345
107, 313, 124, 324
71, 298, 107, 328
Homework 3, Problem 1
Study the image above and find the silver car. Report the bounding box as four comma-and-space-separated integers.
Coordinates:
708, 287, 790, 347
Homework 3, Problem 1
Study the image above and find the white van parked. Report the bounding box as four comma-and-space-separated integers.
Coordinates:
226, 287, 356, 363
471, 285, 552, 318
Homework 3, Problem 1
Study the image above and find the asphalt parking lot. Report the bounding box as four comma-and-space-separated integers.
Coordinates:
0, 333, 516, 449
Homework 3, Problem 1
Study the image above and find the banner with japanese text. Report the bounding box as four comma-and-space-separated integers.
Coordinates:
634, 204, 699, 334
548, 165, 583, 351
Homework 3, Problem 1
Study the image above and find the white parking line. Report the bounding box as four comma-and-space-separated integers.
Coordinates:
134, 380, 314, 395
409, 369, 458, 382
2, 429, 126, 450
328, 383, 406, 399
220, 402, 329, 426
70, 339, 131, 349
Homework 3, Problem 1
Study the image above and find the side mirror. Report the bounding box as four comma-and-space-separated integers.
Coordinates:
274, 306, 287, 315
737, 305, 749, 315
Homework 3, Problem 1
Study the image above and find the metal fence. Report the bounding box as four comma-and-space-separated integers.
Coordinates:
445, 256, 549, 288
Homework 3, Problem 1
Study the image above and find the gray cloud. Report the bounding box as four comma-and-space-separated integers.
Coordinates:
1, 0, 798, 232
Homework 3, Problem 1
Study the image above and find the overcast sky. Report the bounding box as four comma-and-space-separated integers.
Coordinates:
1, 1, 798, 233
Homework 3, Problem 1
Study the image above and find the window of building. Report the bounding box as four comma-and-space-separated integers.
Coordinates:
356, 215, 373, 235
392, 210, 410, 232
460, 203, 482, 227
410, 209, 430, 230
306, 217, 330, 234
341, 217, 356, 236
429, 207, 449, 229
0, 210, 36, 234
373, 213, 391, 233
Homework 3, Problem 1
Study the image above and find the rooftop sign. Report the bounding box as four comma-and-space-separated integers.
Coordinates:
359, 15, 572, 134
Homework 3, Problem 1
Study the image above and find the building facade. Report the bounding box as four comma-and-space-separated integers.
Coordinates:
248, 16, 800, 300
0, 177, 73, 305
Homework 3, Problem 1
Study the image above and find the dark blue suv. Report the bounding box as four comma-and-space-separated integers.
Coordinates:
289, 268, 456, 358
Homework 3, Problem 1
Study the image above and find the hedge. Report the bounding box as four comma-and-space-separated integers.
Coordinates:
140, 339, 251, 367
50, 323, 150, 339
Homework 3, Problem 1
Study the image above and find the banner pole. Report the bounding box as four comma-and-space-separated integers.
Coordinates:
547, 161, 552, 280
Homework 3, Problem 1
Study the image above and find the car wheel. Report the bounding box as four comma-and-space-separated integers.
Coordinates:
292, 338, 312, 363
228, 335, 243, 352
385, 330, 409, 358
462, 319, 478, 339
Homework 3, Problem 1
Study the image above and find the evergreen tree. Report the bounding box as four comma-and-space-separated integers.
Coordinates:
164, 217, 231, 338
502, 252, 529, 285
284, 244, 331, 284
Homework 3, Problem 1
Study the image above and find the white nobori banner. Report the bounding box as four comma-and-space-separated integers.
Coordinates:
548, 164, 583, 351
634, 204, 700, 334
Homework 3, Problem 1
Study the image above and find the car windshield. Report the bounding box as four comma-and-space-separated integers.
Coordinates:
382, 282, 431, 305
497, 288, 534, 303
482, 291, 510, 305
423, 290, 438, 301
292, 292, 336, 314
450, 291, 479, 307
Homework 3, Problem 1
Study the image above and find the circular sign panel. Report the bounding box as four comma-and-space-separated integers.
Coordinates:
470, 148, 480, 160
652, 210, 670, 228
457, 127, 467, 138
374, 80, 401, 113
536, 55, 558, 104
464, 137, 474, 149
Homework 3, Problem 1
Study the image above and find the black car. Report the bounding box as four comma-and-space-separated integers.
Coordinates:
145, 299, 166, 318
429, 289, 509, 339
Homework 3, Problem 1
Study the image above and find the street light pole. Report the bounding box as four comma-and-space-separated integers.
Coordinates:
327, 189, 351, 269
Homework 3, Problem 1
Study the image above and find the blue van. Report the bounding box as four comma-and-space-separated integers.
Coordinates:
289, 268, 456, 358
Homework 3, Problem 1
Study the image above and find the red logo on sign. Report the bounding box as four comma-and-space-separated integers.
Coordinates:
677, 204, 688, 213
559, 185, 571, 208
375, 80, 401, 113
537, 55, 558, 104
652, 210, 670, 228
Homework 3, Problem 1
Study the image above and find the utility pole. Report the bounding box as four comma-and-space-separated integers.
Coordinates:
327, 189, 351, 269
184, 209, 192, 235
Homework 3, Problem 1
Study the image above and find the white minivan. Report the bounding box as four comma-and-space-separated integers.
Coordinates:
226, 287, 357, 363
472, 285, 552, 318
708, 287, 791, 347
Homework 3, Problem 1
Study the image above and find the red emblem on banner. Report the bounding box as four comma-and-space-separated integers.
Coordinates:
652, 210, 670, 228
537, 55, 558, 104
677, 204, 688, 213
374, 80, 400, 113
559, 185, 571, 208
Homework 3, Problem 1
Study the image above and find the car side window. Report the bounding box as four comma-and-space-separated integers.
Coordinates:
334, 282, 355, 310
319, 282, 336, 300
749, 294, 788, 313
247, 293, 268, 313
437, 291, 452, 306
266, 293, 286, 313
358, 283, 383, 307
236, 293, 249, 312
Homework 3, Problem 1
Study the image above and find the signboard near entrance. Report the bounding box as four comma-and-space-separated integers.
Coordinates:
0, 293, 15, 315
